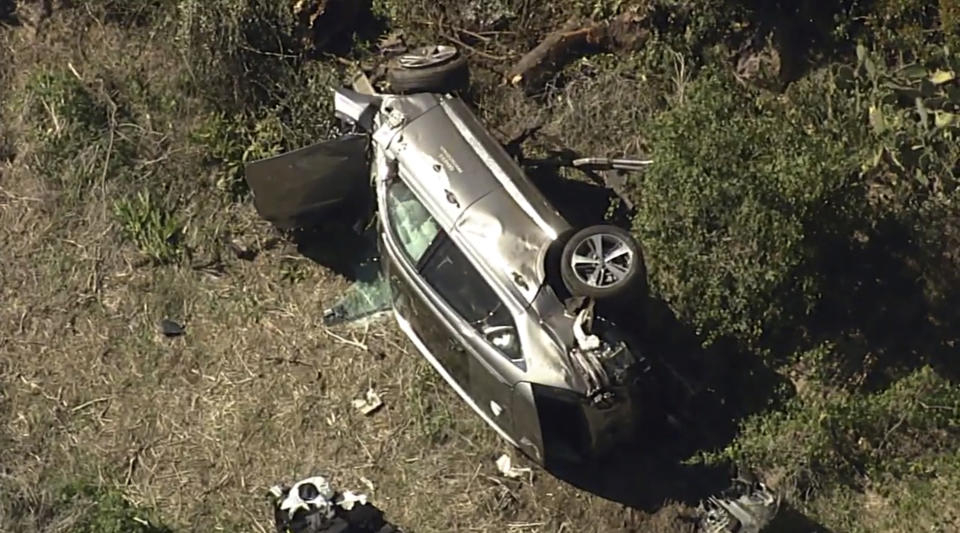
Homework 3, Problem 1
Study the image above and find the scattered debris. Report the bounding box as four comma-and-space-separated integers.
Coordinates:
273, 476, 336, 521
351, 388, 383, 416
378, 31, 407, 55
495, 453, 532, 480
268, 474, 399, 533
359, 476, 376, 494
696, 471, 781, 533
506, 8, 651, 93
323, 270, 392, 327
335, 490, 368, 511
159, 319, 185, 338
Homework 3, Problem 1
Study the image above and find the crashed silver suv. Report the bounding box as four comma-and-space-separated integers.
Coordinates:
245, 47, 649, 465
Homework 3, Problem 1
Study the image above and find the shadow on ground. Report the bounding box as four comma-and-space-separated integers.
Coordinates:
544, 295, 790, 508
292, 223, 381, 283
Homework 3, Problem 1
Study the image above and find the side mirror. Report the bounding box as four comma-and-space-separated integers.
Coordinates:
333, 87, 381, 132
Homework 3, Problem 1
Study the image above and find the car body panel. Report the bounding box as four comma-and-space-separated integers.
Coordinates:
381, 223, 519, 444
384, 94, 571, 307
455, 189, 552, 306
244, 134, 370, 229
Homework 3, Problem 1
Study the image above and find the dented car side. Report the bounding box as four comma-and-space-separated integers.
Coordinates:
246, 85, 648, 465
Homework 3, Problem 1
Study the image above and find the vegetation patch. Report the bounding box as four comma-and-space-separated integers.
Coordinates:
57, 482, 173, 533
631, 70, 860, 350
114, 190, 182, 263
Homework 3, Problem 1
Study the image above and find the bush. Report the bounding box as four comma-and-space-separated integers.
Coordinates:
191, 62, 342, 197
631, 70, 861, 349
718, 362, 960, 499
175, 0, 301, 108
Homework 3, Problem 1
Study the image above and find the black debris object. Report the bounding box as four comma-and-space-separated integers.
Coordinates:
160, 319, 185, 337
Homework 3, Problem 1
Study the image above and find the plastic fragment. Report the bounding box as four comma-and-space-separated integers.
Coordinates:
495, 454, 532, 480
352, 388, 384, 416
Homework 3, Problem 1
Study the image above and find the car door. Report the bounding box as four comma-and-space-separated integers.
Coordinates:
380, 178, 472, 383
381, 178, 520, 443
243, 134, 371, 229
417, 235, 523, 441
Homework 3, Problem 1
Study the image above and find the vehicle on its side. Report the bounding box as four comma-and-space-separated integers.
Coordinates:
245, 46, 651, 465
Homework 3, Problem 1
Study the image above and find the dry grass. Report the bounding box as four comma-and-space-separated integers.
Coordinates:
0, 7, 690, 533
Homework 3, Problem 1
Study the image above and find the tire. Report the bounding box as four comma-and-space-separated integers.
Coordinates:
387, 46, 470, 94
560, 225, 646, 301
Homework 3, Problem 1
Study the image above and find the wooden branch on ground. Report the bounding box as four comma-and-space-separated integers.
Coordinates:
505, 9, 651, 93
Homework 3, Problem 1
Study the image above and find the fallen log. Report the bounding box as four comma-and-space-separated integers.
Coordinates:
505, 9, 651, 94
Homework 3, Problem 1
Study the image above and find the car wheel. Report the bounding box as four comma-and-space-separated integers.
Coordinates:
560, 225, 646, 300
387, 45, 469, 94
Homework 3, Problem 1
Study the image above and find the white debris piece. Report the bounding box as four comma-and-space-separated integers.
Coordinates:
495, 454, 532, 480
351, 388, 384, 416
335, 490, 369, 511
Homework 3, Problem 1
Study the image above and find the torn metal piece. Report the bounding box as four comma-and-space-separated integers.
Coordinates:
570, 157, 653, 171
276, 476, 336, 520
351, 388, 384, 416
495, 453, 532, 480
697, 476, 781, 533
572, 301, 600, 351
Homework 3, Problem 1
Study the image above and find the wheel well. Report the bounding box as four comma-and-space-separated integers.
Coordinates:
544, 228, 577, 302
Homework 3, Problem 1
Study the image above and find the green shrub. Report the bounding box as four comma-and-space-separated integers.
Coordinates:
114, 191, 182, 264
175, 0, 300, 107
191, 62, 341, 197
191, 111, 282, 197
631, 70, 860, 349
787, 47, 960, 307
718, 363, 960, 498
192, 59, 341, 198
